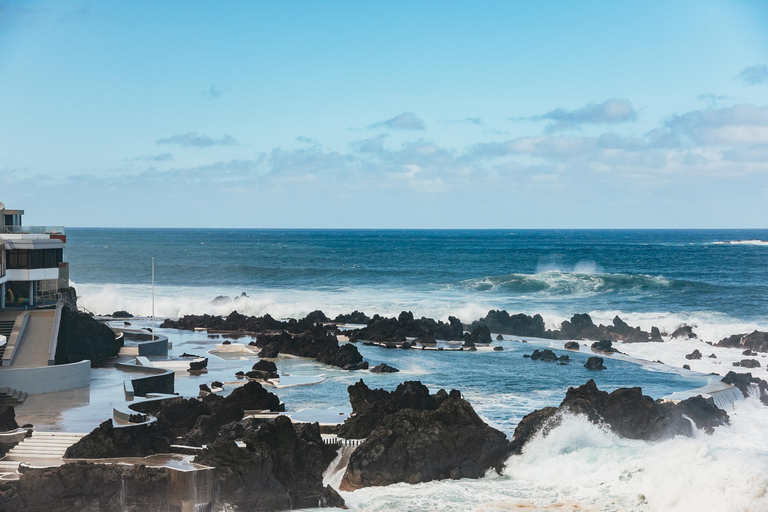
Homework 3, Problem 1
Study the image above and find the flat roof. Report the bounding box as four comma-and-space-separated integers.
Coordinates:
2, 210, 24, 215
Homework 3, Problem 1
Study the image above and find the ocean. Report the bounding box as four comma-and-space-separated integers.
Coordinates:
69, 228, 768, 340
66, 228, 768, 511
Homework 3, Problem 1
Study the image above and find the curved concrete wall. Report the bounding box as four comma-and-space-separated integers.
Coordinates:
116, 361, 175, 399
0, 360, 90, 394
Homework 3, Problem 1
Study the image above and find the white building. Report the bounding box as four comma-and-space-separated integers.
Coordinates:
0, 201, 70, 310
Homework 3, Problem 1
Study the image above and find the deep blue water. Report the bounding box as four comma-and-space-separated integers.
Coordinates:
67, 229, 768, 325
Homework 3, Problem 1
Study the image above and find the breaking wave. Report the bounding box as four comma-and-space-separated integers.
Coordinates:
711, 239, 768, 246
454, 270, 674, 297
342, 401, 768, 511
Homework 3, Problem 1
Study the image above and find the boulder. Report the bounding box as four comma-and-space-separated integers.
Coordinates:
463, 325, 492, 345
370, 363, 400, 373
496, 334, 504, 341
683, 364, 691, 370
708, 353, 717, 359
591, 339, 619, 353
188, 358, 208, 372
0, 405, 19, 432
55, 307, 123, 365
685, 349, 702, 360
584, 356, 606, 370
466, 310, 548, 338
110, 310, 134, 318
734, 359, 761, 368
250, 359, 279, 379
338, 383, 508, 490
528, 349, 558, 362
564, 341, 580, 351
257, 343, 280, 358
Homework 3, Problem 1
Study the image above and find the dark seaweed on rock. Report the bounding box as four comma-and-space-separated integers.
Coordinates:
345, 311, 464, 343
509, 380, 729, 454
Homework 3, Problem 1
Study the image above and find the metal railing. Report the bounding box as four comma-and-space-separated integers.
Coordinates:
0, 226, 65, 235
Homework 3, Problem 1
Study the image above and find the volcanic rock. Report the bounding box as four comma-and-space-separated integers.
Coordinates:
685, 349, 702, 360
564, 341, 580, 351
508, 380, 729, 454
333, 311, 371, 324
463, 325, 492, 345
734, 359, 761, 368
527, 349, 559, 362
722, 371, 768, 405
194, 416, 344, 511
338, 381, 508, 490
370, 363, 400, 373
671, 324, 697, 339
591, 339, 619, 353
584, 356, 606, 370
346, 311, 464, 343
64, 420, 171, 458
0, 405, 19, 432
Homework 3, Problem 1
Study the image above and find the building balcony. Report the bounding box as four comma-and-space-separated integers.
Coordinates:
0, 226, 65, 236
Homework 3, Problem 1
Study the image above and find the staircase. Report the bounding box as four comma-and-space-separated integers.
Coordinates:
0, 387, 27, 406
0, 319, 14, 361
0, 431, 86, 474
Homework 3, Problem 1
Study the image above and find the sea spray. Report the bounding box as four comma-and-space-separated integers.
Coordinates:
343, 401, 768, 512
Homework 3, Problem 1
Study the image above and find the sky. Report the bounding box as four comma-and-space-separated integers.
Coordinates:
1, 0, 767, 228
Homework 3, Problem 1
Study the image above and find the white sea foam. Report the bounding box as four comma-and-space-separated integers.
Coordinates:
711, 239, 768, 246
341, 401, 768, 511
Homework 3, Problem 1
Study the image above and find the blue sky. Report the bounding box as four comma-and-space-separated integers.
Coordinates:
1, 1, 768, 228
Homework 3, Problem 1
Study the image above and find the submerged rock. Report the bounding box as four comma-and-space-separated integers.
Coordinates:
509, 380, 729, 454
338, 381, 508, 490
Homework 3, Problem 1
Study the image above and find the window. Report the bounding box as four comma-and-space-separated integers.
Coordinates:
6, 249, 62, 269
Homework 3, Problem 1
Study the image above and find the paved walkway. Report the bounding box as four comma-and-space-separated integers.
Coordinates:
11, 310, 55, 368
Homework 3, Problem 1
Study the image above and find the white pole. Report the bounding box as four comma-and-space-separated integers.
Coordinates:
151, 257, 155, 338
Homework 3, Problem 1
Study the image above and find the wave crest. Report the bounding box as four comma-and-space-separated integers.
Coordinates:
455, 270, 672, 297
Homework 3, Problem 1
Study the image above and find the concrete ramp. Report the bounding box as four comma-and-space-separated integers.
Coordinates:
10, 310, 57, 368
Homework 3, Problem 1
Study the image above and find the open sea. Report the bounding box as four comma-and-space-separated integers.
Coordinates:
66, 228, 768, 511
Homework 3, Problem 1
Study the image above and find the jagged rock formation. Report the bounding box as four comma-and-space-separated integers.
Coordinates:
247, 359, 279, 380
670, 324, 697, 339
468, 311, 663, 343
345, 311, 464, 343
160, 310, 330, 334
508, 380, 729, 454
333, 311, 370, 324
66, 382, 283, 457
722, 371, 768, 405
370, 363, 399, 373
717, 331, 768, 353
194, 416, 344, 511
55, 307, 123, 365
337, 380, 508, 490
256, 327, 368, 370
0, 405, 19, 432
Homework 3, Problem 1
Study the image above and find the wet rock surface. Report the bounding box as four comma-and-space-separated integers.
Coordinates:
194, 416, 344, 511
338, 380, 508, 490
370, 363, 400, 373
254, 327, 369, 370
0, 462, 170, 512
722, 371, 768, 406
584, 356, 606, 370
508, 380, 729, 454
717, 331, 768, 353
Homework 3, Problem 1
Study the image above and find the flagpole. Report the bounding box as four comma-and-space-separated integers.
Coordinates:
151, 257, 155, 338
